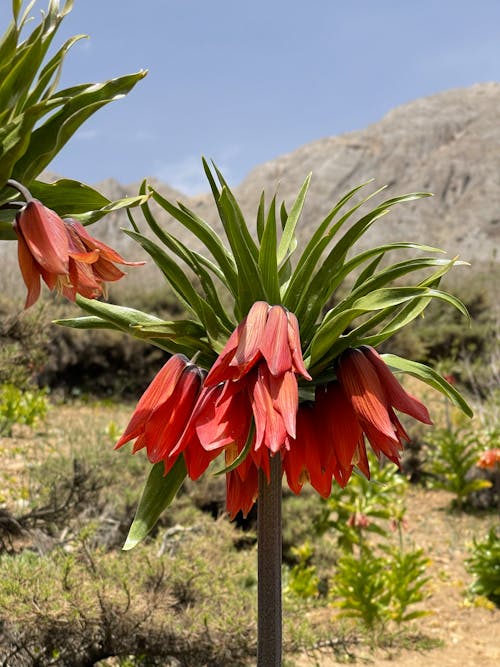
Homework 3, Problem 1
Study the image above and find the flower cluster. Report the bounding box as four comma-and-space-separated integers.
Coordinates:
117, 302, 432, 518
476, 448, 500, 470
14, 199, 143, 307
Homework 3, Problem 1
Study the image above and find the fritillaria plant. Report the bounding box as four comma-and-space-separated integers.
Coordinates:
55, 161, 472, 666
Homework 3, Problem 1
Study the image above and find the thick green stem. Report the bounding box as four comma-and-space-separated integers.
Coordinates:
257, 454, 282, 667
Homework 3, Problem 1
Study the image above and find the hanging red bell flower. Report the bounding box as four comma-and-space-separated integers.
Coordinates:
116, 354, 222, 480
14, 199, 144, 307
335, 345, 432, 471
205, 301, 311, 386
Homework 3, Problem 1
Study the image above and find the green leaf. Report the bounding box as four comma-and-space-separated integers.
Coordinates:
308, 286, 468, 369
123, 457, 187, 550
29, 178, 109, 213
53, 315, 122, 331
138, 191, 234, 331
295, 193, 433, 337
13, 70, 147, 183
381, 354, 473, 418
218, 187, 266, 314
122, 228, 228, 346
256, 191, 265, 242
282, 180, 378, 311
258, 195, 280, 303
276, 173, 311, 265
150, 187, 237, 289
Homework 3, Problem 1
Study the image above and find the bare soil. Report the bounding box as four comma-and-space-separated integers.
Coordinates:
1, 405, 499, 666
295, 487, 500, 666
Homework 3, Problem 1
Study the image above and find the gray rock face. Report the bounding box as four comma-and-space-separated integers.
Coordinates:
101, 82, 499, 267
228, 82, 500, 264
4, 83, 499, 278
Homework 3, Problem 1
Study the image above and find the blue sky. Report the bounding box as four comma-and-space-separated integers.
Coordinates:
10, 1, 500, 193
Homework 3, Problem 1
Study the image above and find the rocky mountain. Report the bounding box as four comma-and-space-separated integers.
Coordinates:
94, 83, 500, 269
2, 83, 499, 296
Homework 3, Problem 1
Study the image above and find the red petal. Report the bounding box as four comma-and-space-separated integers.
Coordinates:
91, 258, 126, 282
67, 220, 145, 265
319, 382, 362, 472
229, 301, 268, 373
287, 311, 312, 380
250, 364, 287, 453
338, 349, 400, 444
15, 226, 42, 308
260, 306, 292, 375
144, 367, 202, 462
204, 324, 242, 385
361, 346, 432, 425
115, 355, 188, 448
226, 465, 259, 519
17, 201, 69, 274
183, 437, 223, 480
269, 370, 298, 439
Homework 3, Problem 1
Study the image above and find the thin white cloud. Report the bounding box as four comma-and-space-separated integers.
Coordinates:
75, 128, 99, 141
155, 148, 241, 195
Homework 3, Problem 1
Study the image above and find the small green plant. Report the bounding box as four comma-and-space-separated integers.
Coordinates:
465, 527, 500, 607
0, 383, 49, 436
424, 424, 492, 509
330, 541, 430, 633
314, 452, 407, 551
286, 541, 320, 599
316, 452, 430, 634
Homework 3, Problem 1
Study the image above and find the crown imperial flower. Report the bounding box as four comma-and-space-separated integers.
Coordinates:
14, 200, 144, 307
116, 354, 222, 480
205, 301, 311, 386
334, 345, 432, 472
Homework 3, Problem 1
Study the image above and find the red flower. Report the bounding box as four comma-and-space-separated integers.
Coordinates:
283, 403, 336, 497
205, 301, 311, 385
477, 448, 500, 470
203, 301, 310, 456
14, 200, 143, 307
116, 355, 221, 479
335, 345, 431, 471
285, 346, 432, 497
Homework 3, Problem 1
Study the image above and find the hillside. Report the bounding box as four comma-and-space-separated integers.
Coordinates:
2, 83, 499, 297
92, 83, 500, 268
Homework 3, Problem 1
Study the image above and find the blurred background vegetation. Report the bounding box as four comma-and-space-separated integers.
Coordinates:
0, 250, 499, 666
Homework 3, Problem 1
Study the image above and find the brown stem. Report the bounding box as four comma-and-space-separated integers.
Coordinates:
257, 454, 282, 667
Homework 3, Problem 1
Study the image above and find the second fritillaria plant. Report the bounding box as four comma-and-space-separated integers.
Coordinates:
58, 161, 472, 666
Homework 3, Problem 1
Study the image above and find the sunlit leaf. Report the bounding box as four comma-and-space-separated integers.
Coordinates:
123, 457, 187, 550
382, 353, 473, 417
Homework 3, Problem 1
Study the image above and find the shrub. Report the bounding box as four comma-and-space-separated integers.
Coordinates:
465, 527, 500, 607
0, 383, 49, 436
314, 453, 408, 552
286, 541, 320, 599
330, 542, 430, 633
423, 424, 492, 509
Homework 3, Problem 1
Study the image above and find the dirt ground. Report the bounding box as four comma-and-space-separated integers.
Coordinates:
295, 487, 500, 666
1, 406, 499, 666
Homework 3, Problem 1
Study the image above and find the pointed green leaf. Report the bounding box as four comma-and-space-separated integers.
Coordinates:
381, 353, 473, 417
256, 191, 265, 242
123, 457, 187, 550
276, 173, 311, 265
150, 188, 237, 288
258, 195, 280, 303
53, 315, 122, 331
13, 71, 147, 183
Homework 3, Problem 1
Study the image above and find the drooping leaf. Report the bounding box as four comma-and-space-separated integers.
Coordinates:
123, 457, 187, 550
381, 353, 473, 417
